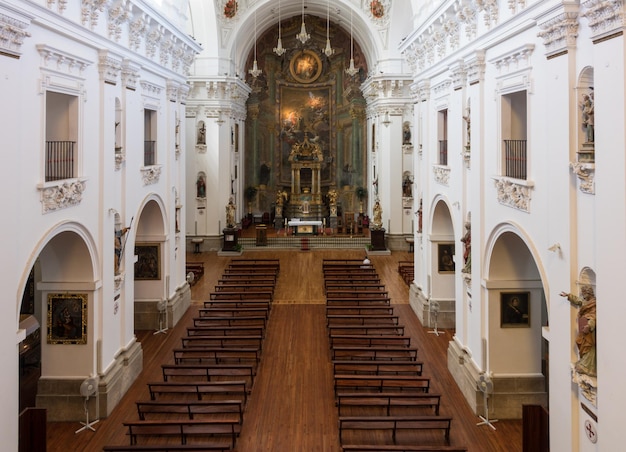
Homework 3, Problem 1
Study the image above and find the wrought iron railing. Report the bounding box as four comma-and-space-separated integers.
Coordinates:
439, 140, 448, 166
46, 141, 75, 181
504, 139, 527, 180
144, 140, 156, 166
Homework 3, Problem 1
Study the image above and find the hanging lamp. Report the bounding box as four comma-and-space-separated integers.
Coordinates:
295, 0, 310, 45
249, 8, 262, 78
345, 8, 359, 76
323, 0, 334, 57
273, 0, 286, 56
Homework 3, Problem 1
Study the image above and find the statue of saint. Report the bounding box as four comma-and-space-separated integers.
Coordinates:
560, 285, 597, 377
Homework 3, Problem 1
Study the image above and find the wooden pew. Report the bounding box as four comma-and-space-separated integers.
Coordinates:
219, 274, 277, 283
323, 259, 368, 265
325, 283, 387, 292
136, 399, 244, 422
336, 392, 441, 416
173, 347, 261, 365
328, 325, 406, 337
326, 298, 392, 307
203, 299, 272, 310
332, 360, 423, 377
222, 269, 277, 276
104, 445, 232, 452
123, 419, 240, 447
324, 275, 381, 283
334, 374, 431, 395
209, 291, 273, 302
213, 284, 275, 293
326, 305, 395, 316
197, 307, 269, 319
326, 314, 399, 326
193, 316, 267, 328
323, 269, 379, 277
216, 279, 276, 286
329, 335, 412, 348
230, 258, 280, 266
147, 380, 248, 403
331, 346, 418, 362
161, 363, 256, 384
181, 335, 263, 351
186, 325, 266, 338
325, 290, 389, 299
338, 415, 452, 444
341, 445, 467, 452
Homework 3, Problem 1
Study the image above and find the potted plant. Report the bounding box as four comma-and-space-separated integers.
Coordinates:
244, 186, 258, 216
355, 186, 367, 214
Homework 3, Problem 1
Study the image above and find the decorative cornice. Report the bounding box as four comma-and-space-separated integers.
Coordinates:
416, 80, 430, 102
107, 0, 132, 42
494, 177, 533, 212
537, 12, 579, 57
433, 79, 452, 97
145, 22, 164, 59
81, 0, 107, 30
39, 179, 86, 213
466, 51, 486, 85
140, 80, 162, 96
433, 165, 450, 186
128, 11, 148, 51
167, 80, 180, 102
121, 58, 141, 90
47, 0, 69, 15
581, 0, 624, 40
0, 7, 32, 58
141, 165, 162, 185
490, 44, 535, 76
37, 44, 92, 76
449, 61, 467, 91
456, 2, 477, 40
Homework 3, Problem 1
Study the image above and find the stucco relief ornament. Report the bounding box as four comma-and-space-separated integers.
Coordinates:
370, 1, 384, 18
224, 0, 237, 19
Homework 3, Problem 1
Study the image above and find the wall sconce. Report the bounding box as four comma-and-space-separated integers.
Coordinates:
548, 243, 561, 253
382, 112, 391, 127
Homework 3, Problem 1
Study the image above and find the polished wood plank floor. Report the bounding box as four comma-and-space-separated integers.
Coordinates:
46, 248, 522, 452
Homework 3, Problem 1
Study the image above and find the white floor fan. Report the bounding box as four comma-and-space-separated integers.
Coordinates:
154, 298, 168, 335
476, 372, 498, 430
428, 300, 441, 336
75, 376, 99, 434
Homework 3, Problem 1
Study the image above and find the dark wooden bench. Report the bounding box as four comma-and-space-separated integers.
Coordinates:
222, 269, 278, 276
334, 374, 430, 395
203, 299, 272, 310
328, 325, 406, 337
231, 258, 280, 266
147, 380, 248, 403
123, 419, 240, 447
336, 392, 441, 416
217, 278, 276, 286
161, 363, 256, 384
136, 399, 244, 422
326, 290, 389, 299
209, 291, 273, 301
327, 314, 399, 326
323, 259, 369, 265
326, 298, 392, 307
332, 360, 423, 376
185, 263, 205, 284
329, 335, 412, 348
338, 415, 452, 443
326, 305, 395, 316
325, 283, 387, 292
193, 316, 267, 328
331, 346, 419, 362
173, 347, 261, 365
219, 274, 277, 283
341, 445, 466, 452
187, 325, 266, 338
324, 275, 381, 283
103, 445, 232, 452
197, 307, 269, 319
213, 284, 275, 292
181, 335, 263, 351
323, 270, 379, 278
227, 263, 280, 273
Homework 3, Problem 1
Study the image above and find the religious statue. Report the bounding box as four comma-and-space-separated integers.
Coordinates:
276, 187, 288, 206
462, 105, 471, 148
225, 197, 236, 228
327, 188, 338, 205
196, 174, 206, 198
581, 91, 594, 143
372, 199, 383, 230
114, 226, 130, 274
559, 285, 597, 377
402, 122, 411, 145
197, 122, 206, 145
402, 175, 412, 198
460, 221, 471, 273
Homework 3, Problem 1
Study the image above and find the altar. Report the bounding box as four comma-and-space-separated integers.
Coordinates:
288, 219, 323, 235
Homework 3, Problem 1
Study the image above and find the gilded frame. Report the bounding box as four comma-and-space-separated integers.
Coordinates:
47, 293, 87, 344
289, 50, 323, 84
134, 243, 161, 280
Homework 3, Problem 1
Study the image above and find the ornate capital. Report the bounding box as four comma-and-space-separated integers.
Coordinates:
141, 165, 162, 185
39, 179, 86, 213
582, 0, 624, 39
98, 50, 122, 85
0, 7, 32, 58
121, 59, 140, 90
538, 12, 579, 57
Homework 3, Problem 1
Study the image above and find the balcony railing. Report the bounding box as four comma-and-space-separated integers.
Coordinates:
504, 139, 527, 180
439, 140, 448, 166
144, 140, 156, 166
46, 141, 75, 182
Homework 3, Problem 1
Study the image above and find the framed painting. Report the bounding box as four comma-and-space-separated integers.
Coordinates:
438, 243, 455, 273
289, 49, 322, 84
47, 293, 87, 344
501, 292, 530, 327
135, 243, 161, 280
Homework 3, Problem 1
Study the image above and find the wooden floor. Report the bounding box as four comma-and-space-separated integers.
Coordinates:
46, 249, 522, 452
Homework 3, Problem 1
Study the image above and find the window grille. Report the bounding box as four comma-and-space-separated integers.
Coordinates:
46, 141, 75, 181
504, 139, 527, 180
439, 140, 448, 166
144, 141, 156, 166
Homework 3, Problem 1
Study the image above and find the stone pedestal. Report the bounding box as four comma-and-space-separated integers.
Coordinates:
222, 227, 238, 252
371, 228, 386, 251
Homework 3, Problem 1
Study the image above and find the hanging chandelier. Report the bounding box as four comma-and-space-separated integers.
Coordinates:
295, 0, 310, 45
249, 8, 262, 78
273, 0, 286, 56
323, 0, 334, 57
345, 8, 359, 76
